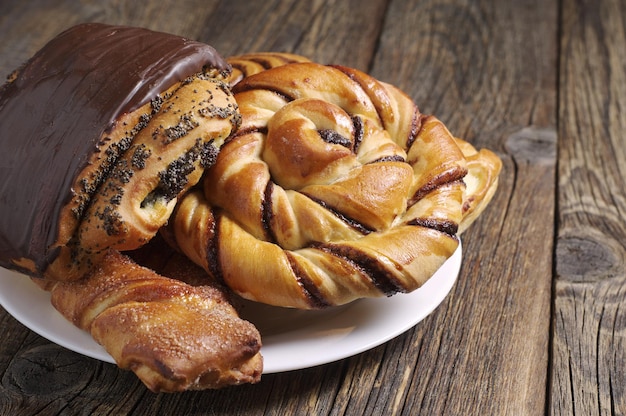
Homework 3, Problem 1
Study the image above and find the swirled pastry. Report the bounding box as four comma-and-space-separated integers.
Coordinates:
172, 55, 502, 309
224, 53, 501, 233
0, 23, 240, 281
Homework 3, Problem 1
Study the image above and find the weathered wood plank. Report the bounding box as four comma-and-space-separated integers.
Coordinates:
196, 0, 388, 69
554, 0, 626, 414
0, 0, 387, 76
369, 0, 558, 414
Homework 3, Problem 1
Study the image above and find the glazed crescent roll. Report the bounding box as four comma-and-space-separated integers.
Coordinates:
0, 24, 261, 392
172, 54, 502, 309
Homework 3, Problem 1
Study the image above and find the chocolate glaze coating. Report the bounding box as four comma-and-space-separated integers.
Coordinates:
0, 23, 229, 275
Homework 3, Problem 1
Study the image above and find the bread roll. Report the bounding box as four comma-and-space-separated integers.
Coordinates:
0, 23, 240, 281
172, 56, 501, 309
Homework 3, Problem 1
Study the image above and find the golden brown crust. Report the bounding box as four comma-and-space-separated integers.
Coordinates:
225, 52, 312, 86
46, 249, 262, 392
454, 138, 503, 233
172, 59, 474, 309
45, 75, 240, 282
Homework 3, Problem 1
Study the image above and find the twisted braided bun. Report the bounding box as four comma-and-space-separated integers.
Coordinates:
44, 246, 262, 392
172, 54, 501, 309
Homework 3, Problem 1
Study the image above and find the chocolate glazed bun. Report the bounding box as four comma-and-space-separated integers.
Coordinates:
0, 23, 240, 281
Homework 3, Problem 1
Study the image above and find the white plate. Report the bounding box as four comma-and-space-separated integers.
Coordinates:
0, 244, 461, 374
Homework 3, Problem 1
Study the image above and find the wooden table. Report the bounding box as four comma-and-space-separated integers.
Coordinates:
0, 0, 624, 414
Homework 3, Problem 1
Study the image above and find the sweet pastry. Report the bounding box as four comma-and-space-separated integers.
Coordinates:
223, 53, 501, 234
226, 52, 311, 86
42, 242, 262, 392
0, 23, 240, 282
0, 23, 260, 392
172, 54, 502, 309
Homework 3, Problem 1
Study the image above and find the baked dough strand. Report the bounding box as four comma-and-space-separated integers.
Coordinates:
43, 249, 262, 393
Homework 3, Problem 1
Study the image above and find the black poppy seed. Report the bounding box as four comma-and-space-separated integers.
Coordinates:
131, 144, 152, 169
111, 159, 134, 184
110, 193, 123, 205
162, 113, 199, 144
151, 95, 164, 113
199, 140, 219, 168
131, 114, 151, 135
79, 178, 89, 192
216, 81, 231, 95
198, 103, 238, 120
231, 112, 242, 131
94, 205, 125, 236
157, 152, 196, 199
142, 139, 204, 207
71, 131, 136, 222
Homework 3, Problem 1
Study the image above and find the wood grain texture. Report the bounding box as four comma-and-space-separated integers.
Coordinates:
554, 0, 626, 414
4, 0, 621, 414
196, 0, 389, 69
370, 1, 557, 414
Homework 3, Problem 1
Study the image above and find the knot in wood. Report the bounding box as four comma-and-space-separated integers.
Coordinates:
2, 345, 93, 395
505, 126, 556, 165
556, 234, 621, 282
